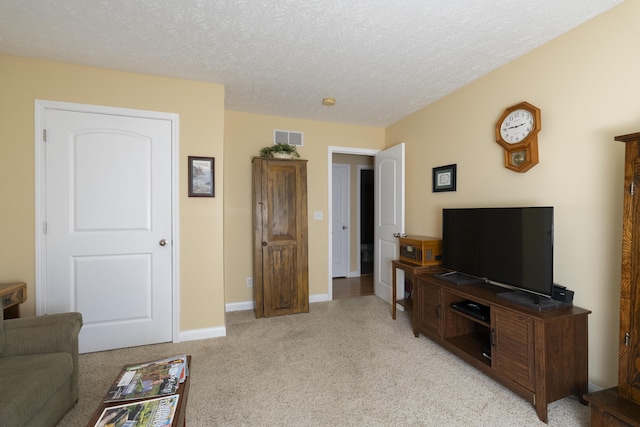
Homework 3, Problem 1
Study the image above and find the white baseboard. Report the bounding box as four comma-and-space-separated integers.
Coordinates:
178, 325, 226, 341
310, 293, 330, 303
225, 293, 329, 312
225, 300, 254, 312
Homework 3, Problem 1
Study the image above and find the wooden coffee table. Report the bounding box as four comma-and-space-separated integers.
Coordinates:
86, 355, 191, 427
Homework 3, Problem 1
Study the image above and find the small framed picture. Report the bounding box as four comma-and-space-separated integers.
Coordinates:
432, 164, 457, 193
188, 156, 215, 197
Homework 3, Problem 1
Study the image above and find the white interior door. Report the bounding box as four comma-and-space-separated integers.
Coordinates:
38, 103, 175, 353
374, 143, 405, 303
332, 164, 349, 278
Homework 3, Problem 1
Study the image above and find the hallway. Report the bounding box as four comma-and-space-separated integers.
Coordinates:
332, 275, 373, 299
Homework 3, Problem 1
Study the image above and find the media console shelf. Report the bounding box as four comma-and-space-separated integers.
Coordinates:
414, 272, 591, 423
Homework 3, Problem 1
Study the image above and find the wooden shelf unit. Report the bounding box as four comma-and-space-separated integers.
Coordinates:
584, 132, 640, 426
414, 272, 590, 423
252, 158, 309, 318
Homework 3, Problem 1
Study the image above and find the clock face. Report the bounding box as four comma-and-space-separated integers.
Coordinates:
499, 109, 534, 144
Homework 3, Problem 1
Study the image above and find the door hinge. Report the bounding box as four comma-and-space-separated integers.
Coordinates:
43, 129, 47, 142
625, 332, 630, 346
42, 221, 47, 235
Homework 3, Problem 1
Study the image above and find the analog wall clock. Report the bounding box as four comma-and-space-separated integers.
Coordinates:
495, 101, 541, 173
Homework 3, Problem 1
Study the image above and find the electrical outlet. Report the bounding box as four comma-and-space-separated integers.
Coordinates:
246, 277, 253, 287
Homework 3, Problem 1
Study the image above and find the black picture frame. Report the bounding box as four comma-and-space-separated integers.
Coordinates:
432, 164, 457, 193
188, 156, 215, 197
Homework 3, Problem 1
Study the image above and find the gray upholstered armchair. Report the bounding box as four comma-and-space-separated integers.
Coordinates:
0, 310, 82, 427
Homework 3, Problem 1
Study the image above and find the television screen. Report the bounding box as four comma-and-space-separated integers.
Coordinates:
441, 207, 554, 298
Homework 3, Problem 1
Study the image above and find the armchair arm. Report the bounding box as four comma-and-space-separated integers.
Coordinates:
1, 312, 82, 358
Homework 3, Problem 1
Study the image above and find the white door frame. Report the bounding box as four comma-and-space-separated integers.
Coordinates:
34, 100, 181, 342
328, 146, 379, 300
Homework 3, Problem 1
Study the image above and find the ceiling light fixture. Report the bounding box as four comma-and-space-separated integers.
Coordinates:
322, 98, 336, 107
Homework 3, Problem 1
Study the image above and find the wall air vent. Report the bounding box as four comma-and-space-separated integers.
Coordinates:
274, 129, 304, 146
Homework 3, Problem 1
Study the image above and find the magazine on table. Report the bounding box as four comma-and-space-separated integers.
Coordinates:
94, 394, 179, 427
103, 354, 189, 402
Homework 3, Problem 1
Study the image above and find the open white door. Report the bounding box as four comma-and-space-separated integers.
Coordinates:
374, 143, 405, 303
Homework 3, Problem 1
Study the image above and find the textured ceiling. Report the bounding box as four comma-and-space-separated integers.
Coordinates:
0, 0, 624, 127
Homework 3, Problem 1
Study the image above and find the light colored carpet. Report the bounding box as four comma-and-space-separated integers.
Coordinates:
58, 295, 590, 426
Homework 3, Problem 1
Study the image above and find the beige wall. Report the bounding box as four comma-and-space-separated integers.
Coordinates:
223, 111, 384, 304
0, 55, 226, 331
386, 1, 638, 388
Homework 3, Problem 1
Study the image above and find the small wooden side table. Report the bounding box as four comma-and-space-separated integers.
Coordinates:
0, 282, 27, 319
391, 260, 437, 336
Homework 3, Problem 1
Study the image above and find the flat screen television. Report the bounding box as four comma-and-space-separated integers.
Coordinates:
441, 206, 559, 309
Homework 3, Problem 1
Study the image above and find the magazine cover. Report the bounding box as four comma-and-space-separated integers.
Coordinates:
126, 354, 189, 384
94, 395, 179, 427
104, 355, 188, 402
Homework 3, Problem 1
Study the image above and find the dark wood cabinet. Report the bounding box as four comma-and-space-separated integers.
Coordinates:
252, 158, 309, 318
416, 278, 442, 337
414, 273, 590, 423
586, 132, 640, 426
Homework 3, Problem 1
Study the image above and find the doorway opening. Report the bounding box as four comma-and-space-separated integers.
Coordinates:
328, 147, 377, 300
360, 168, 374, 275
333, 168, 374, 299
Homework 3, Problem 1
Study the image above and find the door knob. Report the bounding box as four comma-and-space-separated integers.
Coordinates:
342, 226, 347, 229
159, 239, 168, 246
262, 241, 268, 247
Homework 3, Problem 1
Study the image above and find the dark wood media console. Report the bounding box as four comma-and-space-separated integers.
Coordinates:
414, 272, 591, 423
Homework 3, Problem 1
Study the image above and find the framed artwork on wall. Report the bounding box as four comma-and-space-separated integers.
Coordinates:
188, 156, 215, 197
432, 164, 457, 193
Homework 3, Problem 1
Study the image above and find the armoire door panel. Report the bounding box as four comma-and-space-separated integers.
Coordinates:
263, 246, 298, 314
266, 166, 299, 238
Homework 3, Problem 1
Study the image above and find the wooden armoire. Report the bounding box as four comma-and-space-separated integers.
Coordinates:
252, 157, 309, 318
585, 132, 640, 425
